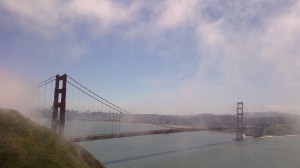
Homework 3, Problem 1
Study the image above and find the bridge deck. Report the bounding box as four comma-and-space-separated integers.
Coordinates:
69, 128, 229, 142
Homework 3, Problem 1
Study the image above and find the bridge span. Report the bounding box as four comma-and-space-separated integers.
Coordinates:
69, 127, 230, 142
69, 125, 263, 142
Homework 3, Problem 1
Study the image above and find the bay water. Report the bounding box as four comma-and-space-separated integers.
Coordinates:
38, 119, 300, 168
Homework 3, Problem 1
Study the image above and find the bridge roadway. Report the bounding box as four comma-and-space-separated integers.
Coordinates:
69, 127, 230, 142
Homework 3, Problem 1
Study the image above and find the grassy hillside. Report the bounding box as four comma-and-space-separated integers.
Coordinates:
0, 108, 105, 168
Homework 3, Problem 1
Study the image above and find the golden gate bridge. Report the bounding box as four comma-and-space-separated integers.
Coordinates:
35, 74, 263, 142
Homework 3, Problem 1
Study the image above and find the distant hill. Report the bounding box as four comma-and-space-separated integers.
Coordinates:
39, 108, 300, 131
0, 108, 105, 168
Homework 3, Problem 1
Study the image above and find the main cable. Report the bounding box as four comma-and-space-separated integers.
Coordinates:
67, 75, 130, 114
36, 78, 55, 88
67, 81, 125, 114
37, 75, 56, 86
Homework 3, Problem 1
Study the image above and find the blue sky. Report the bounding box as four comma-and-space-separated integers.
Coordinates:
1, 0, 300, 115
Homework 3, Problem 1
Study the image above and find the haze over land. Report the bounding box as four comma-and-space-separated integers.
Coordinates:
1, 0, 300, 115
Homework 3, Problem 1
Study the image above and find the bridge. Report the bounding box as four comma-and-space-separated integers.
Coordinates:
35, 74, 263, 142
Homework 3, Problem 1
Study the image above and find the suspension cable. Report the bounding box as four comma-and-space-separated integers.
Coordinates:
36, 78, 56, 88
37, 75, 56, 86
67, 81, 126, 114
67, 75, 130, 114
244, 104, 249, 113
225, 104, 236, 114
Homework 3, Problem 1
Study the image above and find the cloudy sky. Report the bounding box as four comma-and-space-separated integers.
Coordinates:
1, 0, 300, 115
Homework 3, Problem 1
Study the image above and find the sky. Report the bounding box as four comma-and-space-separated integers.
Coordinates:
1, 0, 300, 115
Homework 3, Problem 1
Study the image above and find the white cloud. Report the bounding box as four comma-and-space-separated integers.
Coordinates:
155, 0, 200, 29
129, 0, 300, 114
2, 0, 300, 114
67, 0, 140, 27
260, 1, 300, 83
1, 0, 68, 38
194, 0, 300, 85
1, 0, 141, 37
197, 20, 224, 47
0, 0, 141, 59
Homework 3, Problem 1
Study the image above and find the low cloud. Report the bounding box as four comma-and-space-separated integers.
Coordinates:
0, 69, 34, 115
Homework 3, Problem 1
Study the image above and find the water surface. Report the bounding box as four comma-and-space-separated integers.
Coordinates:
37, 118, 300, 168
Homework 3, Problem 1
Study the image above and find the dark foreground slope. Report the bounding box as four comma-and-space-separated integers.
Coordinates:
0, 108, 105, 168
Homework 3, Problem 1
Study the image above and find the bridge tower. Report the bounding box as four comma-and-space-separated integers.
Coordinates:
236, 102, 244, 141
51, 74, 67, 135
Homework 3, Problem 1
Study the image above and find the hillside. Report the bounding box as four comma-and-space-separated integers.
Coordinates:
0, 108, 105, 168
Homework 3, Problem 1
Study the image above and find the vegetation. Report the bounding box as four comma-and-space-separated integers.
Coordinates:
0, 108, 105, 168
